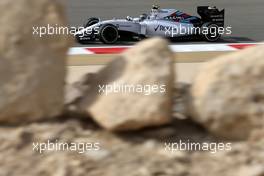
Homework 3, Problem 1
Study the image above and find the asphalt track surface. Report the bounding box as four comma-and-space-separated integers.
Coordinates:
65, 0, 264, 45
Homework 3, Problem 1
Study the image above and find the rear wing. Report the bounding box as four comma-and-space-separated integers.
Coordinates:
197, 6, 225, 27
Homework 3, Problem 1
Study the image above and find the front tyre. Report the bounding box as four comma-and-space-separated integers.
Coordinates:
202, 23, 221, 42
99, 24, 119, 44
84, 17, 100, 28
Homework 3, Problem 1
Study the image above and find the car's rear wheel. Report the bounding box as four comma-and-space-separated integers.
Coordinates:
202, 23, 221, 42
84, 17, 99, 28
99, 24, 119, 44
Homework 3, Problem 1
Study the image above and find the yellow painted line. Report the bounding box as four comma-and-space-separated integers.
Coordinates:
67, 51, 233, 66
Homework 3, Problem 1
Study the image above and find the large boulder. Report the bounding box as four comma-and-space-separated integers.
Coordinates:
191, 45, 264, 140
0, 0, 71, 123
74, 38, 175, 131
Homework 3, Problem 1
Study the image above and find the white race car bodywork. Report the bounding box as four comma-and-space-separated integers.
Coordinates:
76, 6, 225, 44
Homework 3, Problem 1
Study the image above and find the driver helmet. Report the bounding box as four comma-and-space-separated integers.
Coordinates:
152, 4, 160, 10
151, 4, 160, 15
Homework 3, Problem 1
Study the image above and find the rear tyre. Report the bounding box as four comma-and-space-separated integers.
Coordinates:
99, 24, 119, 44
202, 23, 221, 42
84, 17, 99, 28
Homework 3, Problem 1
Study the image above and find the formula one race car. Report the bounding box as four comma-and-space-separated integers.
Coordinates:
75, 5, 225, 44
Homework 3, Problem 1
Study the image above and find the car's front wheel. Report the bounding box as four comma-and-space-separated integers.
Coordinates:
84, 17, 100, 28
99, 24, 119, 44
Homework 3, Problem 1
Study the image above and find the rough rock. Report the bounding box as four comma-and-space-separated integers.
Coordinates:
191, 45, 264, 140
0, 118, 263, 176
0, 0, 71, 123
71, 38, 175, 131
191, 138, 264, 176
65, 73, 97, 112
173, 83, 191, 119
